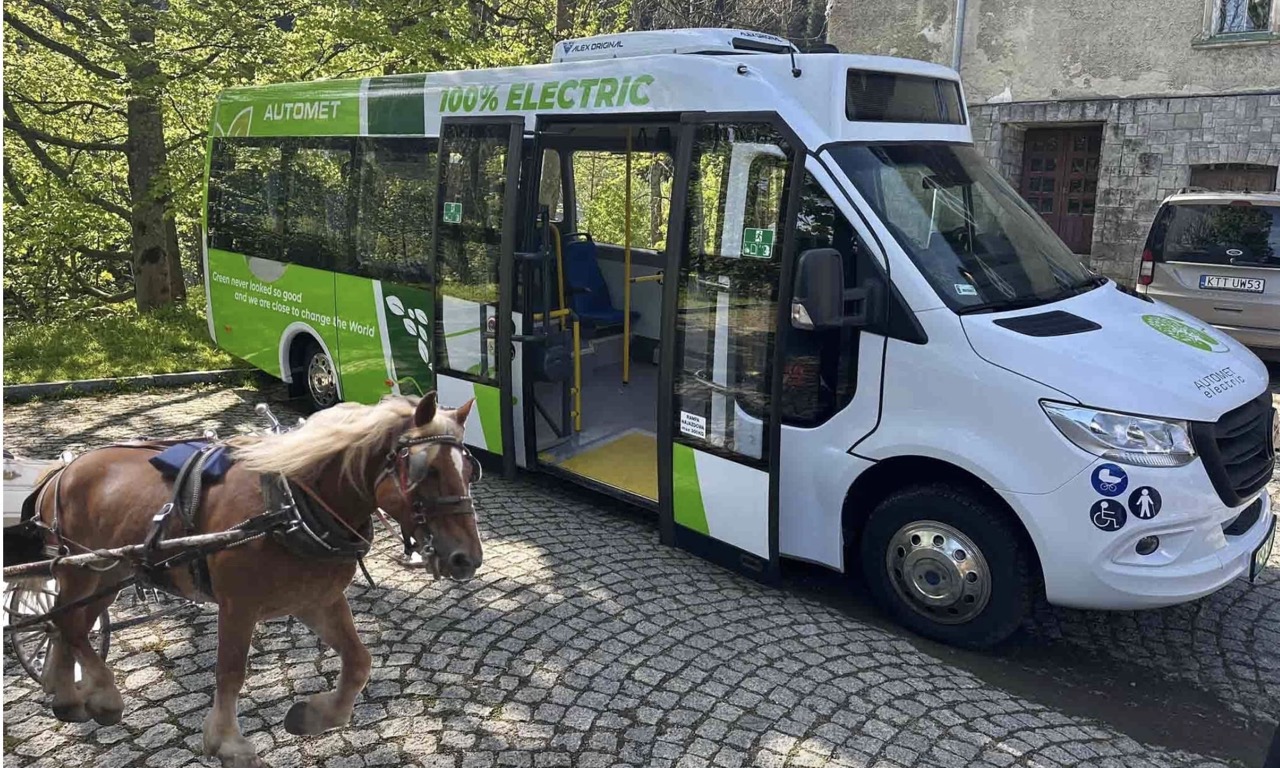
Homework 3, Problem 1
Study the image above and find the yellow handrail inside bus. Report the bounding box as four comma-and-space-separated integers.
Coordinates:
549, 223, 566, 331
532, 308, 571, 322
623, 129, 633, 385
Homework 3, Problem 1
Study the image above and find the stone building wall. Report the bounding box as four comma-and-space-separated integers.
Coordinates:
828, 0, 1280, 103
969, 92, 1280, 284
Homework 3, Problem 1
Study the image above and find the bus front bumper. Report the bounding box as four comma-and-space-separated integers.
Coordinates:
1010, 459, 1275, 611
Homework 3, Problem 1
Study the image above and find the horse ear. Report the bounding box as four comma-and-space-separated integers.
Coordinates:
414, 391, 438, 426
453, 398, 475, 427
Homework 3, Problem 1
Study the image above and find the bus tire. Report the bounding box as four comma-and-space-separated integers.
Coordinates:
859, 484, 1031, 650
299, 340, 340, 412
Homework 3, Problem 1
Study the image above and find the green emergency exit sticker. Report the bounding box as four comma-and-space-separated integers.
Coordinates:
443, 202, 463, 224
742, 228, 774, 259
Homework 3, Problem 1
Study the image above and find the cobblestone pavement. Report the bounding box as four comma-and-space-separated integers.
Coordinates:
2, 382, 1278, 768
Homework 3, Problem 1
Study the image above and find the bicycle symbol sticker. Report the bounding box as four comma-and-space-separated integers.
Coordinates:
1090, 499, 1128, 532
1090, 463, 1128, 497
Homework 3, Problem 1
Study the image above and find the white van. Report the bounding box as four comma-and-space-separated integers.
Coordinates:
204, 28, 1277, 648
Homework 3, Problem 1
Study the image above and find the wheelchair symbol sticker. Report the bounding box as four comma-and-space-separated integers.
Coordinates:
1090, 463, 1128, 497
1090, 499, 1127, 532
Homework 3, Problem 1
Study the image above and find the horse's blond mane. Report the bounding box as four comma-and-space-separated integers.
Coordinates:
230, 397, 420, 484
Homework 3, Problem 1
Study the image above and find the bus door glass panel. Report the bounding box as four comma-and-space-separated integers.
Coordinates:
671, 122, 792, 561
435, 125, 510, 382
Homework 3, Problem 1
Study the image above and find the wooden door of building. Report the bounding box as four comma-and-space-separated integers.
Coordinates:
1019, 127, 1102, 254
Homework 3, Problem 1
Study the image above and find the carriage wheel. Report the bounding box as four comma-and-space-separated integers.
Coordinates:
6, 582, 110, 685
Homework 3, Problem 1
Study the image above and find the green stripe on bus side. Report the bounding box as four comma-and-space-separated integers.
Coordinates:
367, 74, 428, 135
671, 443, 709, 535
473, 383, 503, 455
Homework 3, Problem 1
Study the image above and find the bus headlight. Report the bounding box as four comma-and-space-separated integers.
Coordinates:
1041, 402, 1195, 467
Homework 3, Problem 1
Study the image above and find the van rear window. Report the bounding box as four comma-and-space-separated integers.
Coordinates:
1150, 203, 1280, 269
846, 70, 965, 124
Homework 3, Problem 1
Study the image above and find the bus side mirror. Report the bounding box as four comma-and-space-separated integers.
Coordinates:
791, 248, 876, 330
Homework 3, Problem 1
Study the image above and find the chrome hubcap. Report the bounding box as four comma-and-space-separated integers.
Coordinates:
886, 520, 991, 625
307, 352, 338, 407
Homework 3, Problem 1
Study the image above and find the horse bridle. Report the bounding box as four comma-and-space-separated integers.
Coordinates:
381, 434, 481, 528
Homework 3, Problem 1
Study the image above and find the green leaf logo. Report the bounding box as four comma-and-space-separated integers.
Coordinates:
217, 107, 253, 137
382, 285, 435, 395
1142, 314, 1228, 353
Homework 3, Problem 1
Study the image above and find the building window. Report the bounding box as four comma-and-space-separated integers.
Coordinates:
1218, 0, 1273, 33
1189, 163, 1278, 192
1199, 0, 1278, 43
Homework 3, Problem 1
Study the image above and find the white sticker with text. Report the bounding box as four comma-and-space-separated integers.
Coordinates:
679, 411, 708, 439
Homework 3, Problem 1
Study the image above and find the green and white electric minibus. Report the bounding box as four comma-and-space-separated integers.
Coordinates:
203, 28, 1276, 647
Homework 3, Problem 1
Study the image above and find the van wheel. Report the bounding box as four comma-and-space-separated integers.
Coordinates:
301, 341, 339, 412
859, 484, 1032, 650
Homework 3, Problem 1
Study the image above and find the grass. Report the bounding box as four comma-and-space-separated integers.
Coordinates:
3, 300, 241, 385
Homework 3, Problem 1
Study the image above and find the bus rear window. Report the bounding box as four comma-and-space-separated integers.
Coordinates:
846, 70, 965, 125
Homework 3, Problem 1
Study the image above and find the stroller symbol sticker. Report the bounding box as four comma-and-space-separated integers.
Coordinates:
1091, 463, 1128, 497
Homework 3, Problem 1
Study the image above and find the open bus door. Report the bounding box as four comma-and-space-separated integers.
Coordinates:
430, 118, 524, 477
657, 115, 801, 583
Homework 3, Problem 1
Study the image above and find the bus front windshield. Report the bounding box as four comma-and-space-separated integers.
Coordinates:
829, 143, 1102, 313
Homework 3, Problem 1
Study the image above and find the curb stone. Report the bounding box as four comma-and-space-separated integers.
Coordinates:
2, 369, 261, 402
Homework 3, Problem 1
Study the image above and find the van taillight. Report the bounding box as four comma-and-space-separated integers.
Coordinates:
1139, 249, 1154, 286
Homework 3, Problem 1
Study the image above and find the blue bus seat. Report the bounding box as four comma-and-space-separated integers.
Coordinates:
562, 233, 638, 328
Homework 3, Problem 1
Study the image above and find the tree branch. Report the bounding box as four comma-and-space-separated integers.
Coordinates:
75, 246, 131, 262
3, 97, 127, 151
74, 275, 134, 302
27, 0, 92, 34
3, 113, 132, 221
4, 164, 30, 206
168, 50, 222, 82
4, 96, 128, 153
299, 42, 353, 80
4, 10, 122, 81
11, 93, 120, 116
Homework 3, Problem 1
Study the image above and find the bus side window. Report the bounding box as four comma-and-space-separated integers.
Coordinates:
355, 138, 436, 287
782, 173, 861, 428
208, 139, 284, 259
281, 138, 356, 271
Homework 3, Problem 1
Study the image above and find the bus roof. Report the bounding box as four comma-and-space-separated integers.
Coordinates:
211, 31, 970, 149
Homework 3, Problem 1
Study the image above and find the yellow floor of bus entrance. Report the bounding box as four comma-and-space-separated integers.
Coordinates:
541, 430, 657, 501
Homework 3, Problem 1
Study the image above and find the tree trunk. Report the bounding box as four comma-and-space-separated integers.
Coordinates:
556, 0, 571, 34
166, 215, 186, 303
125, 9, 175, 312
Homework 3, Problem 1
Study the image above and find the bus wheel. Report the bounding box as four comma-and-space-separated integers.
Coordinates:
859, 484, 1032, 650
302, 342, 339, 411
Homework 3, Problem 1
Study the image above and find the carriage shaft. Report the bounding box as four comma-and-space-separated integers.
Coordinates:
3, 529, 257, 578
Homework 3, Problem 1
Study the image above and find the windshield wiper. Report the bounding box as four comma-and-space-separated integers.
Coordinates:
955, 295, 1054, 315
956, 274, 1107, 315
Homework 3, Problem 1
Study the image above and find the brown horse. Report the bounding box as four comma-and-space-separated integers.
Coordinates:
26, 392, 482, 768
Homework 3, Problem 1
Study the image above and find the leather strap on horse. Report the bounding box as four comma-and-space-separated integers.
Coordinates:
141, 447, 216, 598
289, 476, 377, 588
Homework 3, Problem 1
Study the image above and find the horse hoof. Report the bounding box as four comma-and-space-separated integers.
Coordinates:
52, 703, 90, 723
283, 701, 316, 736
88, 705, 124, 726
221, 756, 271, 768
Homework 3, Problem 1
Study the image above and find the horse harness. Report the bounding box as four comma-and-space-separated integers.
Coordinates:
21, 433, 481, 598
378, 434, 480, 561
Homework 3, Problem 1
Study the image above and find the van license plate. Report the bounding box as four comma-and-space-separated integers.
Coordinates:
1200, 275, 1265, 293
1250, 516, 1276, 583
